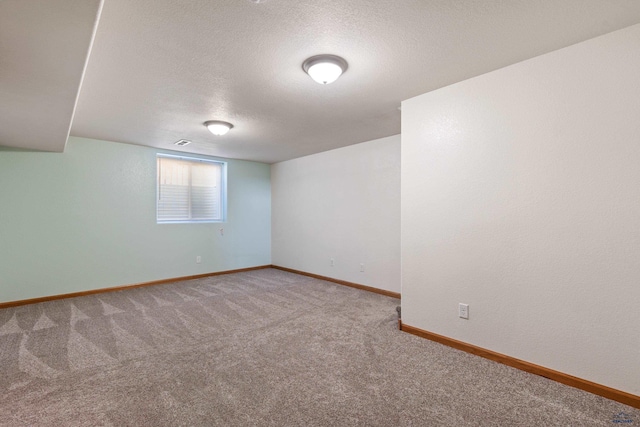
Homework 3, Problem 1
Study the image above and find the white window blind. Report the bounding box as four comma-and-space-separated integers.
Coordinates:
157, 155, 226, 223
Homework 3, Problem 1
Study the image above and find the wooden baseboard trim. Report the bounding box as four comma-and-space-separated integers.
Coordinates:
0, 265, 272, 309
271, 265, 401, 299
400, 322, 640, 409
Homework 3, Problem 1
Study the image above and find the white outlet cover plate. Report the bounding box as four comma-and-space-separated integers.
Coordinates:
459, 303, 469, 319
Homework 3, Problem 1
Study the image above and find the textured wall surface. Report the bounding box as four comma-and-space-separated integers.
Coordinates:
0, 137, 271, 302
272, 135, 400, 293
401, 24, 640, 395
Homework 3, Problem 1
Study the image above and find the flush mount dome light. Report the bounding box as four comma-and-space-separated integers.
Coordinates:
204, 120, 234, 136
302, 54, 348, 85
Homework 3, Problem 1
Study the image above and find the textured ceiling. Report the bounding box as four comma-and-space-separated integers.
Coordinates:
0, 0, 102, 152
3, 1, 640, 163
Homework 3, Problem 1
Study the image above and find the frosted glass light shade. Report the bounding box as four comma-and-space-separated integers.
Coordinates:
204, 120, 233, 136
302, 55, 348, 85
307, 62, 343, 84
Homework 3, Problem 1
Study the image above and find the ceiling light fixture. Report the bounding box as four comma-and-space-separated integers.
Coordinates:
302, 54, 348, 85
204, 120, 234, 136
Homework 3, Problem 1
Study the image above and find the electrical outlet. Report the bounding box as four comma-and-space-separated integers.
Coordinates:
330, 258, 334, 267
459, 303, 469, 319
196, 256, 202, 264
360, 263, 364, 272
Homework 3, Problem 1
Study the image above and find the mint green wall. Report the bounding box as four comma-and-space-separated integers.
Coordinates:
0, 137, 271, 303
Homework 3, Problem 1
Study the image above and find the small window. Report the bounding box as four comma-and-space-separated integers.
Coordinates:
157, 154, 226, 223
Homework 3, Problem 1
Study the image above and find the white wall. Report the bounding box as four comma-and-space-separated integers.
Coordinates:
272, 135, 400, 294
401, 24, 640, 395
0, 137, 271, 303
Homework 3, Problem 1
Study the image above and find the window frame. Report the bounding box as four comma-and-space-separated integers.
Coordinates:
156, 153, 227, 224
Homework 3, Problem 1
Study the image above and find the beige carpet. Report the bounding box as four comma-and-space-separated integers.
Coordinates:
0, 268, 637, 426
